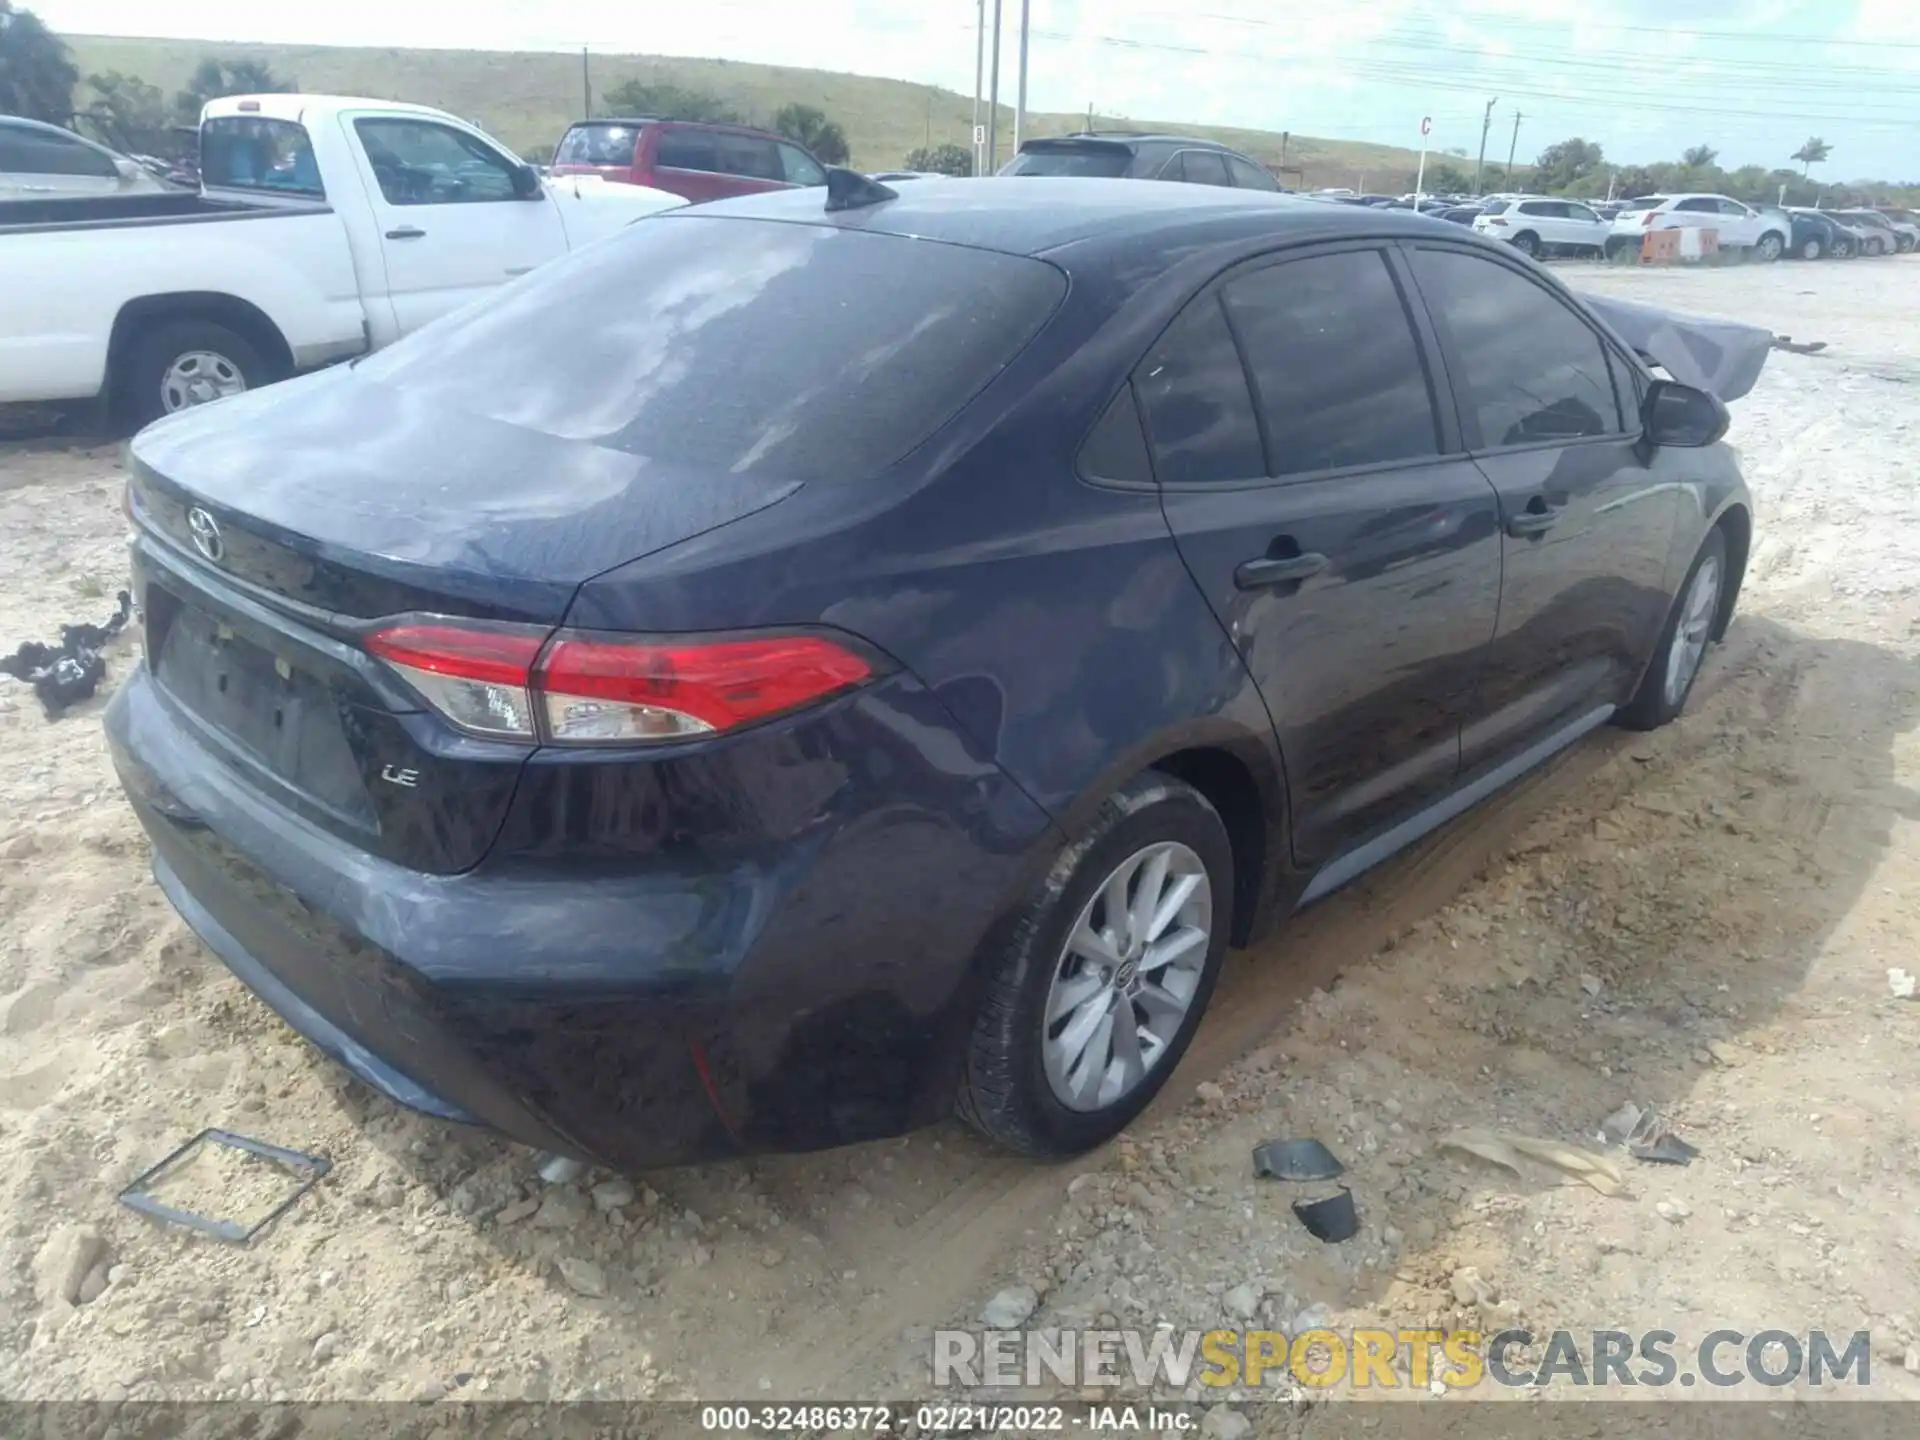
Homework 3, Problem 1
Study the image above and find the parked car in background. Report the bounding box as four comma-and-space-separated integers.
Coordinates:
1, 115, 172, 199
1830, 208, 1909, 254
1875, 207, 1920, 247
870, 170, 942, 182
108, 178, 1752, 1170
1607, 194, 1787, 260
999, 133, 1279, 191
1, 94, 682, 426
1783, 208, 1849, 260
1437, 203, 1485, 226
552, 118, 827, 201
1473, 196, 1610, 258
1820, 212, 1874, 257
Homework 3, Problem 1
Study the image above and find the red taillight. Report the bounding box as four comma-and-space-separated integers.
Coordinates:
1487, 217, 1509, 227
366, 621, 547, 739
1642, 210, 1658, 228
364, 618, 877, 746
538, 632, 872, 742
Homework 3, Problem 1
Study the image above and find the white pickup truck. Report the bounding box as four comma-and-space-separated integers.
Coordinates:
0, 94, 682, 426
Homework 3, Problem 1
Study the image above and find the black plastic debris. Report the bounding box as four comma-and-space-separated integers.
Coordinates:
1770, 335, 1829, 356
1600, 1100, 1699, 1167
1291, 1187, 1359, 1244
1253, 1138, 1345, 1182
119, 1128, 331, 1244
0, 590, 132, 718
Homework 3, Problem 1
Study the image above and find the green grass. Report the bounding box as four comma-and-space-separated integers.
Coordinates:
68, 33, 1436, 189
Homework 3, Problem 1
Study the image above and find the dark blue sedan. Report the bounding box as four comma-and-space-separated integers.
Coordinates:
108, 177, 1751, 1169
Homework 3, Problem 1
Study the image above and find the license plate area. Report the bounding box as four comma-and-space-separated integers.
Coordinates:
152, 594, 373, 826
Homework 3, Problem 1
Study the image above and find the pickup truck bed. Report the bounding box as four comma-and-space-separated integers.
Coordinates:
0, 191, 330, 232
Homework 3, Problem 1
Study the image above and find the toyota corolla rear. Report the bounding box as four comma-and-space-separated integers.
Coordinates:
106, 209, 1068, 1170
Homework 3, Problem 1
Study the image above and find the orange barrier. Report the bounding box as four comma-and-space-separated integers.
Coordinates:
1640, 229, 1679, 262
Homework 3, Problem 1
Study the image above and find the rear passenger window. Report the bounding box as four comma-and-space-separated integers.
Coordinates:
717, 134, 781, 181
1410, 248, 1623, 447
1135, 300, 1264, 486
1078, 386, 1153, 484
1226, 156, 1278, 191
656, 130, 719, 173
1222, 250, 1439, 476
1175, 151, 1232, 187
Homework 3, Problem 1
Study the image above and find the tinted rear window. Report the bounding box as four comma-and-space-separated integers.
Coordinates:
1478, 200, 1509, 215
1004, 144, 1132, 178
354, 215, 1066, 483
556, 123, 639, 167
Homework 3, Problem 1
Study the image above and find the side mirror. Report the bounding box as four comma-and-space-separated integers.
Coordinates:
1643, 379, 1729, 447
510, 163, 542, 199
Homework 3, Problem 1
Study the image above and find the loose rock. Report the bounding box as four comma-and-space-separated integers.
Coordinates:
591, 1178, 636, 1212
557, 1257, 609, 1298
534, 1188, 591, 1230
1223, 1282, 1262, 1321
981, 1285, 1040, 1330
311, 1332, 342, 1365
1200, 1405, 1251, 1440
32, 1225, 108, 1308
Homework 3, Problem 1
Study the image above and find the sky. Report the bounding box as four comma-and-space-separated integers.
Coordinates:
31, 0, 1920, 179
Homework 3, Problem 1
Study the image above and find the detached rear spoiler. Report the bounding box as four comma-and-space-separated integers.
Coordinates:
1577, 292, 1771, 403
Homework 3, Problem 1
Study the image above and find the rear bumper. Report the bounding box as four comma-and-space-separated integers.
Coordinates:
107, 663, 1058, 1171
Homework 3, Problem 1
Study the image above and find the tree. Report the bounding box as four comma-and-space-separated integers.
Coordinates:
174, 57, 294, 124
0, 1, 78, 122
599, 79, 738, 124
1791, 136, 1831, 177
773, 103, 849, 165
1681, 144, 1718, 169
1423, 161, 1472, 194
1532, 137, 1604, 193
78, 70, 172, 157
903, 143, 971, 176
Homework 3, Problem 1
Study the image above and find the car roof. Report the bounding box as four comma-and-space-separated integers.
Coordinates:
1029, 132, 1243, 152
564, 116, 794, 142
672, 175, 1477, 259
0, 115, 121, 157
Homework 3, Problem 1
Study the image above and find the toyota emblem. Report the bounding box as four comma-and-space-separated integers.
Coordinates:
187, 506, 224, 563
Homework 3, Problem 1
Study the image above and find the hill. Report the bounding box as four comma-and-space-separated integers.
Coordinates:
66, 34, 1437, 190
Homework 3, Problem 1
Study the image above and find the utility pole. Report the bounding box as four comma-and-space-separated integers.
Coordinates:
1506, 110, 1522, 187
581, 47, 591, 119
1013, 0, 1031, 154
1473, 97, 1496, 195
986, 0, 1003, 174
972, 0, 985, 175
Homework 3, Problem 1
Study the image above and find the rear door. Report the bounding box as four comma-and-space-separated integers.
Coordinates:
346, 113, 568, 334
1143, 244, 1503, 865
1166, 150, 1233, 187
1403, 242, 1680, 768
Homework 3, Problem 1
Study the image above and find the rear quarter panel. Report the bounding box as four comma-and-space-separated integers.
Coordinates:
0, 211, 366, 404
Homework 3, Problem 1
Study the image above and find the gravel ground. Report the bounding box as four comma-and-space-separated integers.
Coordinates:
1, 257, 1917, 1415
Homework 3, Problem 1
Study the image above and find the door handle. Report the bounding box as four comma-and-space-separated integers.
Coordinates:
1234, 551, 1329, 590
1507, 498, 1562, 538
384, 226, 426, 240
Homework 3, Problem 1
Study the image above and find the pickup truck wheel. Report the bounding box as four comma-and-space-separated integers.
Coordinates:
124, 320, 267, 430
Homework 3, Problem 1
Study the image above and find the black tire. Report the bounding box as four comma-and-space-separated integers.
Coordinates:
121, 319, 270, 431
1510, 231, 1540, 258
1799, 237, 1823, 260
1754, 231, 1785, 262
1617, 527, 1729, 732
1605, 236, 1635, 261
1836, 239, 1854, 259
956, 771, 1234, 1158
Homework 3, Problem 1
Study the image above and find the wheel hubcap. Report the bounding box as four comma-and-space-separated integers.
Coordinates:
1664, 554, 1722, 708
1042, 840, 1212, 1112
161, 351, 247, 413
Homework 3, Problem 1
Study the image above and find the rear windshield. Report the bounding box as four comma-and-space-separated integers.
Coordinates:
1478, 199, 1509, 215
555, 123, 640, 167
1002, 144, 1132, 178
1623, 195, 1668, 209
201, 117, 324, 197
354, 215, 1066, 483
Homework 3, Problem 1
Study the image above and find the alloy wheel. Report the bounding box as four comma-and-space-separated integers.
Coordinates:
1663, 554, 1723, 708
1041, 841, 1212, 1112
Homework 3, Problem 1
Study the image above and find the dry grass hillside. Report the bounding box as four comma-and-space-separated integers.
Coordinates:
68, 33, 1433, 188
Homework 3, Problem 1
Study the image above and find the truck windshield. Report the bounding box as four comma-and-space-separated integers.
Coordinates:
201, 117, 324, 198
354, 214, 1067, 484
